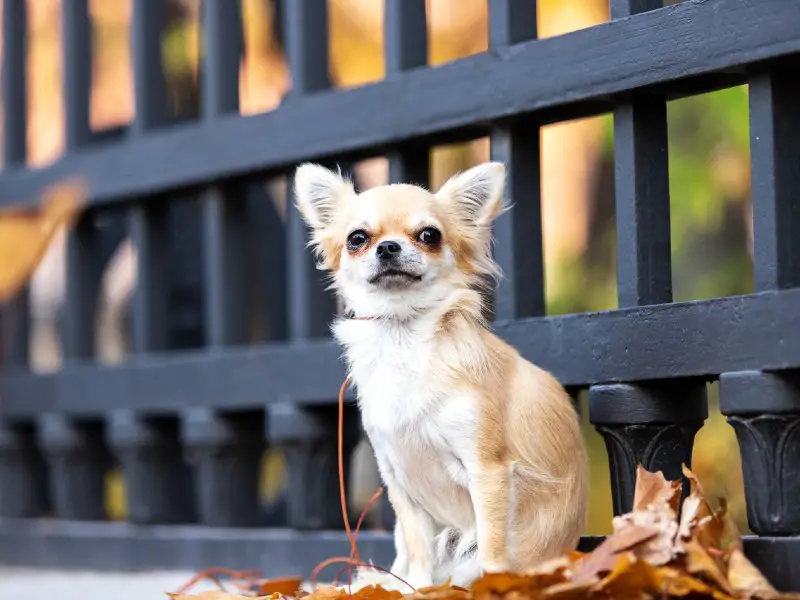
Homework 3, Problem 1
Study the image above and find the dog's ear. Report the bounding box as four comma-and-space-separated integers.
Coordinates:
435, 161, 506, 227
294, 163, 355, 231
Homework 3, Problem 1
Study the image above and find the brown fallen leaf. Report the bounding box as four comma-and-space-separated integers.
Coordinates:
351, 585, 405, 600
172, 464, 797, 600
654, 566, 734, 600
632, 465, 682, 514
0, 177, 87, 303
257, 576, 304, 596
590, 553, 660, 599
168, 592, 275, 600
305, 585, 349, 600
726, 549, 785, 600
570, 525, 659, 582
683, 538, 734, 595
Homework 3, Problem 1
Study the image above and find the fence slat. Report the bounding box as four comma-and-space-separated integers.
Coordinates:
286, 0, 335, 339
2, 0, 27, 165
385, 0, 429, 187
611, 1, 670, 308
749, 70, 800, 292
1, 0, 797, 208
488, 0, 537, 47
609, 0, 662, 20
61, 0, 91, 151
201, 0, 242, 118
489, 1, 542, 321
131, 0, 166, 134
613, 99, 672, 307
202, 184, 248, 347
590, 0, 706, 518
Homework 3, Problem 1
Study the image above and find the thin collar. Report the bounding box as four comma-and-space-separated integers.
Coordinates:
342, 311, 384, 321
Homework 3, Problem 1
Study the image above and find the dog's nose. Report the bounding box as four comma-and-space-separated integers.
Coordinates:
376, 240, 402, 260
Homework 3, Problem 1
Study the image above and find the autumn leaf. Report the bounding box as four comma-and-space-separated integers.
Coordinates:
632, 465, 682, 514
305, 585, 349, 600
683, 539, 734, 595
172, 466, 796, 600
0, 177, 87, 303
571, 525, 659, 582
257, 576, 304, 596
654, 566, 734, 600
590, 553, 660, 598
168, 592, 275, 600
726, 550, 786, 600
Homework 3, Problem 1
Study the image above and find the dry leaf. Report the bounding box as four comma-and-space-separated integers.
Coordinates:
172, 465, 796, 600
591, 553, 660, 599
727, 550, 781, 599
632, 465, 682, 514
351, 585, 405, 600
571, 525, 658, 582
0, 177, 87, 303
683, 539, 734, 595
258, 576, 304, 596
654, 566, 734, 600
306, 586, 349, 600
168, 592, 273, 600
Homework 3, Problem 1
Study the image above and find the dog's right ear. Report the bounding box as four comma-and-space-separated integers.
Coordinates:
293, 163, 355, 231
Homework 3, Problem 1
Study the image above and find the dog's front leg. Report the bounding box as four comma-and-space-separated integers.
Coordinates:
389, 519, 409, 577
387, 486, 435, 589
469, 463, 512, 573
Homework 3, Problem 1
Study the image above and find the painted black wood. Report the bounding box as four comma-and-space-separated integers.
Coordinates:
0, 0, 799, 208
1, 0, 800, 585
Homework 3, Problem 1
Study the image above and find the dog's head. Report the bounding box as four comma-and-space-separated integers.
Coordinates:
293, 161, 506, 318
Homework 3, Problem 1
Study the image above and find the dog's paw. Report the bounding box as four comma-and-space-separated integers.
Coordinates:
346, 566, 415, 593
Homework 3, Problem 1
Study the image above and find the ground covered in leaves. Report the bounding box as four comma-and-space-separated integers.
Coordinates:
171, 466, 799, 600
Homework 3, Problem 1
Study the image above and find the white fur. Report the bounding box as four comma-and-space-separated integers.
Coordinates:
333, 314, 482, 591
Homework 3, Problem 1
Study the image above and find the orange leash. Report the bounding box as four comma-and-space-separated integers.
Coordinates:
338, 375, 360, 565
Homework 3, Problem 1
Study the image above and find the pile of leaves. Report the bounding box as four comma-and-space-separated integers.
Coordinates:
170, 465, 800, 600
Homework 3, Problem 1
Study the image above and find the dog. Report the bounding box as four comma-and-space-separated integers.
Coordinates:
293, 161, 589, 591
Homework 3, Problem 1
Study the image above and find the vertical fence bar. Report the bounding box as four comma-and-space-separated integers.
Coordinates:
61, 0, 95, 361
62, 0, 91, 151
51, 0, 110, 522
719, 68, 800, 541
285, 0, 335, 340
3, 0, 27, 166
589, 0, 707, 516
610, 0, 671, 307
130, 0, 166, 137
130, 0, 168, 354
749, 69, 800, 292
109, 0, 195, 525
1, 0, 48, 523
200, 0, 247, 348
385, 0, 429, 187
1, 0, 30, 366
181, 0, 263, 528
488, 0, 543, 321
280, 0, 357, 531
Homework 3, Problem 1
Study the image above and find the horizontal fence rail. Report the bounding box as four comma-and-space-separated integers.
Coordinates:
1, 0, 800, 592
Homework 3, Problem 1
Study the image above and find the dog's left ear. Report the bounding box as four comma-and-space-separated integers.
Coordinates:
435, 161, 506, 227
294, 163, 355, 231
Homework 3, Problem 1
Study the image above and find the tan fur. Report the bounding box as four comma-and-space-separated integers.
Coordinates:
294, 162, 589, 590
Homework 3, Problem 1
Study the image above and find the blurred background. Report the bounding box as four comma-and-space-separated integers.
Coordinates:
4, 0, 752, 536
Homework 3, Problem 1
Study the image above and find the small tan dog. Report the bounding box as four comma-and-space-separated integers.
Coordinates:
294, 162, 589, 591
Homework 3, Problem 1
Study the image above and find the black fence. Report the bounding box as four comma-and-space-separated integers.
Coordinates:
2, 0, 800, 590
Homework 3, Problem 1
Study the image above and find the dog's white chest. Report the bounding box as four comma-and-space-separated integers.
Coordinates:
334, 319, 477, 528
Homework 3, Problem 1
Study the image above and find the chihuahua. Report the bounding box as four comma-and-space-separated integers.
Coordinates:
293, 161, 589, 590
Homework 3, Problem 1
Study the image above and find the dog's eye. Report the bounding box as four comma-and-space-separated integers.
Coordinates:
347, 230, 369, 250
417, 227, 441, 246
